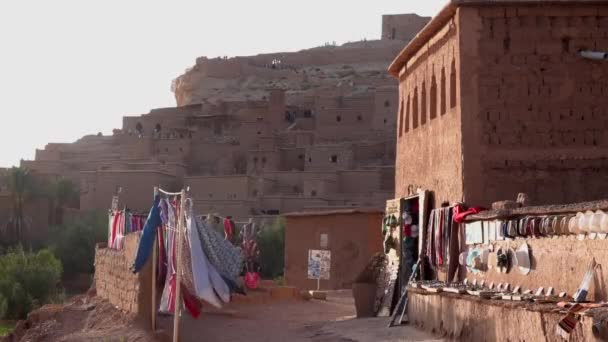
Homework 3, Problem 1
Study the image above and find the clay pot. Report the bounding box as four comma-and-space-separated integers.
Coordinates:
352, 283, 377, 318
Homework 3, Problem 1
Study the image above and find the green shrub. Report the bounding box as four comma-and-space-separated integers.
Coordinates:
258, 217, 285, 279
48, 210, 107, 277
0, 246, 62, 319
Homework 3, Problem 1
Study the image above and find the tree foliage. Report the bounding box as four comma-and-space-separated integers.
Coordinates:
4, 167, 35, 245
48, 210, 107, 277
257, 217, 285, 279
0, 246, 62, 319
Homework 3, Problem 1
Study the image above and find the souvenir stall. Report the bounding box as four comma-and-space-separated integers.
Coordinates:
375, 190, 428, 318
130, 187, 245, 342
406, 199, 608, 341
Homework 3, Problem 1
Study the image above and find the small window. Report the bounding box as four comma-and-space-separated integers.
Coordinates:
441, 67, 447, 115
252, 189, 259, 196
257, 131, 262, 135
311, 190, 317, 197
357, 115, 362, 121
179, 147, 183, 152
308, 157, 312, 163
165, 148, 169, 152
330, 155, 338, 163
412, 87, 419, 129
398, 100, 404, 137
336, 115, 342, 122
450, 59, 457, 109
262, 157, 267, 163
254, 157, 259, 163
430, 74, 438, 119
298, 154, 304, 160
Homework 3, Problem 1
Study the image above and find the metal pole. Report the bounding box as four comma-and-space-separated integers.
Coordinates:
151, 186, 159, 331
172, 189, 186, 342
151, 237, 157, 331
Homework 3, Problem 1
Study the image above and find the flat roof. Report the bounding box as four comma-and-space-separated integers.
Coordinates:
388, 0, 608, 76
284, 207, 383, 218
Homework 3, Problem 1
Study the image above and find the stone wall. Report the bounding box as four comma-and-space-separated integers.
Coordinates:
395, 12, 463, 206
94, 234, 152, 319
459, 4, 608, 206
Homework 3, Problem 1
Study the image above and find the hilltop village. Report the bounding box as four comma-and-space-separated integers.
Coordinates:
7, 14, 430, 230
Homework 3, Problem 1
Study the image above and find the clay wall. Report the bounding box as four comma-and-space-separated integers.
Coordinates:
395, 14, 463, 204
466, 236, 608, 302
459, 4, 608, 206
247, 150, 280, 174
185, 176, 251, 201
372, 87, 399, 130
153, 138, 191, 164
315, 95, 376, 128
382, 14, 431, 41
192, 199, 256, 219
80, 171, 176, 212
94, 235, 152, 318
305, 145, 354, 172
284, 211, 383, 290
295, 132, 315, 148
352, 141, 393, 167
262, 171, 337, 196
337, 170, 382, 194
303, 178, 338, 198
278, 148, 306, 172
188, 143, 239, 175
260, 196, 329, 214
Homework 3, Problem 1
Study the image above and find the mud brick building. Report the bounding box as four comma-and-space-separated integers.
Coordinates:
19, 14, 431, 227
390, 0, 608, 207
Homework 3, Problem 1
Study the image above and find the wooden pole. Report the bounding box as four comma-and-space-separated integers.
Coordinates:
151, 186, 159, 331
151, 238, 157, 331
172, 189, 186, 342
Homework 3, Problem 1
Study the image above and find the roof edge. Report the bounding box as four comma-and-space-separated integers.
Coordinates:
388, 0, 608, 77
284, 207, 384, 218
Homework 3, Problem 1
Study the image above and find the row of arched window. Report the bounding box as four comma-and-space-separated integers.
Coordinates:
398, 59, 458, 137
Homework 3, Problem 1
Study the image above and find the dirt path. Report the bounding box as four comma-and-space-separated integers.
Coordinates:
166, 290, 442, 342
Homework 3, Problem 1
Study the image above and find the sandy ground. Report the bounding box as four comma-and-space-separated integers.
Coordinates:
160, 290, 443, 342
9, 290, 441, 342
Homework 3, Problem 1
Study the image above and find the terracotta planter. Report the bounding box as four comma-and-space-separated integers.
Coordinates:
352, 283, 376, 318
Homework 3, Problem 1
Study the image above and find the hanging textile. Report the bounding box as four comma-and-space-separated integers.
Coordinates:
158, 198, 202, 318
426, 206, 456, 270
184, 204, 225, 308
196, 216, 244, 284
131, 195, 162, 273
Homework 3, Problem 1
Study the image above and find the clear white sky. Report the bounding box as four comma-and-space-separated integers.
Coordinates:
0, 0, 444, 167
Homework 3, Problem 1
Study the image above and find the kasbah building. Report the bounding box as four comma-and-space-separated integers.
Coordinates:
6, 0, 608, 340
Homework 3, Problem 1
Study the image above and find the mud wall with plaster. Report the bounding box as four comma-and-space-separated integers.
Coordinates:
465, 236, 608, 302
395, 12, 463, 205
284, 212, 383, 290
94, 234, 152, 319
407, 290, 597, 341
459, 4, 608, 207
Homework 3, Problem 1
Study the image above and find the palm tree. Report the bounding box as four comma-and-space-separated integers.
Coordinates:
5, 167, 33, 245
